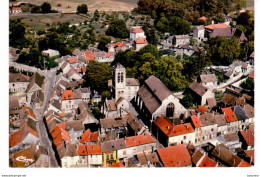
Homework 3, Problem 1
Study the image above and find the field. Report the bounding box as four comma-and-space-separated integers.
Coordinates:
11, 0, 139, 12
246, 0, 254, 8
10, 13, 90, 31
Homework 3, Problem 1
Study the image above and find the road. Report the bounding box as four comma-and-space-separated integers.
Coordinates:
35, 70, 58, 167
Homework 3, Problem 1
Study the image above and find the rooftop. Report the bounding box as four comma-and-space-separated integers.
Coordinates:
125, 133, 156, 147
222, 107, 238, 123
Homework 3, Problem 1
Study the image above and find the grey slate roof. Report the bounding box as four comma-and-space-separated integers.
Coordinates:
101, 138, 126, 152
189, 82, 208, 97
234, 106, 249, 121
200, 74, 217, 83
137, 75, 172, 114
9, 73, 30, 83
199, 113, 217, 126
100, 117, 128, 129
126, 78, 140, 86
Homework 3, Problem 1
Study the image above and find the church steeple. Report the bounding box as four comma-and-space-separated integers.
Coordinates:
112, 63, 126, 101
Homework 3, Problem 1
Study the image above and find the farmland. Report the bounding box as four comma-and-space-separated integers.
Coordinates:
10, 0, 138, 12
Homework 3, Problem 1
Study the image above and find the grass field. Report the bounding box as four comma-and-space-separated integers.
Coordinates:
10, 13, 89, 31
11, 0, 139, 12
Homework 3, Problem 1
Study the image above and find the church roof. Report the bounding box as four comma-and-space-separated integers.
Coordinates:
137, 75, 172, 114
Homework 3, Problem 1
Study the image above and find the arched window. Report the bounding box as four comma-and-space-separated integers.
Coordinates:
117, 73, 120, 83
166, 103, 174, 118
121, 72, 124, 83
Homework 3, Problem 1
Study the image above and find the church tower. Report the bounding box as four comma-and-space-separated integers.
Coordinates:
112, 63, 126, 102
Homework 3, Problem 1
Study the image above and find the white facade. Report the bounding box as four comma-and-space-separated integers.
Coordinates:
151, 95, 188, 121
9, 82, 29, 93
193, 26, 205, 41
135, 43, 147, 51
42, 49, 60, 58
130, 27, 146, 41
201, 90, 215, 105
62, 100, 76, 113
168, 132, 196, 146
117, 142, 157, 159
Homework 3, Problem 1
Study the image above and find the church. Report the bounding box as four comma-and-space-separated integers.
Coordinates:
111, 63, 140, 102
133, 75, 188, 128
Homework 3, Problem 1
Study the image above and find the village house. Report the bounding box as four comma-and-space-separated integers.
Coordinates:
60, 61, 71, 75
80, 87, 91, 102
11, 7, 22, 14
47, 99, 62, 114
61, 90, 76, 113
130, 26, 146, 41
76, 101, 99, 126
173, 44, 199, 58
192, 149, 217, 167
189, 115, 202, 145
209, 27, 247, 43
103, 97, 130, 118
126, 113, 146, 136
112, 63, 140, 102
222, 107, 239, 133
117, 133, 157, 160
211, 144, 251, 167
42, 49, 60, 58
65, 120, 85, 144
66, 68, 81, 81
198, 113, 218, 145
198, 74, 217, 88
100, 117, 128, 138
26, 72, 45, 104
9, 119, 39, 154
80, 129, 99, 145
189, 82, 215, 106
215, 114, 228, 135
217, 133, 242, 152
9, 73, 30, 93
234, 106, 250, 130
101, 138, 126, 167
238, 129, 254, 150
77, 144, 102, 167
173, 35, 190, 47
60, 144, 78, 168
134, 75, 187, 128
157, 144, 192, 167
134, 38, 148, 51
193, 25, 205, 41
136, 151, 162, 167
153, 116, 195, 147
30, 90, 44, 109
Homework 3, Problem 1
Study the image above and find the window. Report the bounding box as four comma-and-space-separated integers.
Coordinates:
120, 72, 124, 82
106, 154, 109, 160
184, 136, 186, 140
117, 73, 120, 83
110, 153, 113, 159
166, 103, 175, 118
123, 151, 126, 155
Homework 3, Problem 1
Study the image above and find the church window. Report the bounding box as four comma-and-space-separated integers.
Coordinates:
166, 103, 175, 118
121, 72, 124, 82
117, 73, 120, 83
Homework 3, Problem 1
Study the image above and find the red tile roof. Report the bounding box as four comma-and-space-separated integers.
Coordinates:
61, 90, 74, 100
125, 133, 156, 147
196, 105, 208, 113
9, 130, 22, 147
51, 125, 70, 148
222, 107, 238, 123
14, 147, 35, 167
105, 52, 110, 57
77, 145, 101, 155
135, 38, 148, 44
12, 7, 22, 11
240, 129, 254, 146
238, 160, 251, 167
157, 144, 192, 167
78, 145, 87, 155
46, 114, 55, 124
205, 23, 230, 30
80, 129, 99, 144
199, 16, 207, 21
24, 106, 36, 120
244, 150, 254, 164
191, 115, 202, 128
107, 162, 125, 167
84, 50, 95, 61
87, 145, 102, 155
198, 156, 217, 167
113, 42, 125, 48
131, 27, 144, 34
248, 70, 254, 79
155, 116, 194, 137
68, 57, 78, 64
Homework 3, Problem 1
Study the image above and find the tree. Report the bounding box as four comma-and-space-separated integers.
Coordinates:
240, 77, 254, 90
77, 4, 88, 14
31, 6, 41, 13
41, 2, 51, 13
83, 61, 112, 93
180, 92, 195, 108
207, 36, 241, 66
97, 35, 111, 51
9, 18, 27, 48
106, 19, 129, 39
93, 10, 100, 21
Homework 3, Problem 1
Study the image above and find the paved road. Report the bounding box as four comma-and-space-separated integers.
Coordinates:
35, 71, 59, 167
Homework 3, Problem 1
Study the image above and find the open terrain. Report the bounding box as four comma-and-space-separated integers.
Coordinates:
11, 0, 138, 12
